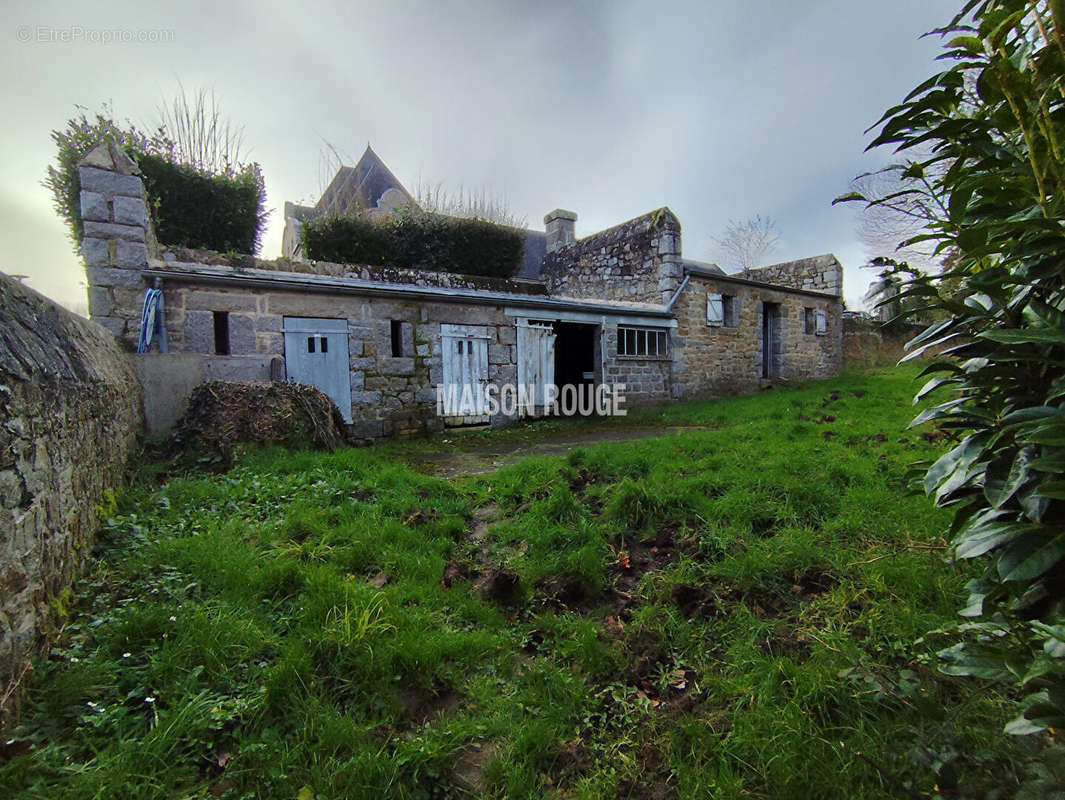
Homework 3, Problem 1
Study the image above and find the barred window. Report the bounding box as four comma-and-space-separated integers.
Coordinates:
618, 326, 669, 357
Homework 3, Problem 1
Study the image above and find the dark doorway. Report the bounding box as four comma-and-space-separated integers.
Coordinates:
553, 322, 598, 415
761, 303, 782, 379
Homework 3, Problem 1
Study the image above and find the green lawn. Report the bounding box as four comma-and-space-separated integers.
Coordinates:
1, 367, 1035, 799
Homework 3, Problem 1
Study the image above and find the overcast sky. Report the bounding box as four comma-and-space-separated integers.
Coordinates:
2, 0, 953, 311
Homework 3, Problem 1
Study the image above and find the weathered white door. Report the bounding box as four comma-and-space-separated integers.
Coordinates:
283, 317, 352, 423
516, 320, 556, 416
440, 324, 491, 426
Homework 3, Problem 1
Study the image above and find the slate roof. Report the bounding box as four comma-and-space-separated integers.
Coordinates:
315, 144, 414, 216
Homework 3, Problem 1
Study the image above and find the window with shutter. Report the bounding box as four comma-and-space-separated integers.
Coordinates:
707, 293, 724, 327
815, 309, 828, 336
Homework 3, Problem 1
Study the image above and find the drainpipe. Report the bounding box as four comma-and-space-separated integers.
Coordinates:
665, 273, 690, 311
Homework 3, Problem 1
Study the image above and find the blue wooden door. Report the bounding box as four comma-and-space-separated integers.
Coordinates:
283, 317, 352, 423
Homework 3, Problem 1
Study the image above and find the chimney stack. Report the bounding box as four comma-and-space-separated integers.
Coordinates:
544, 208, 577, 253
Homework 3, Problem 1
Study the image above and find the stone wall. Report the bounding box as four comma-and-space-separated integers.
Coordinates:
541, 209, 683, 304
148, 277, 520, 440
0, 274, 141, 728
739, 254, 843, 296
78, 143, 156, 342
602, 324, 674, 404
671, 275, 843, 397
842, 316, 932, 369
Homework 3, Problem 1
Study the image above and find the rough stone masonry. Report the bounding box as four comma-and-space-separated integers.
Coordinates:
0, 273, 141, 729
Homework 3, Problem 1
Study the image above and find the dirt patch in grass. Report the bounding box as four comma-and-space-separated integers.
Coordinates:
472, 566, 521, 605
617, 743, 675, 799
670, 569, 835, 620
468, 503, 499, 541
399, 681, 462, 726
452, 741, 500, 795
535, 575, 591, 609
441, 558, 471, 588
403, 506, 440, 526
612, 524, 696, 593
551, 739, 593, 777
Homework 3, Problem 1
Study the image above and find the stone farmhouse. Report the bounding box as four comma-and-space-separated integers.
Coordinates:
80, 142, 844, 440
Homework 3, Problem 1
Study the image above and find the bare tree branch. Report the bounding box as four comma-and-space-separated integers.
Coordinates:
711, 215, 780, 270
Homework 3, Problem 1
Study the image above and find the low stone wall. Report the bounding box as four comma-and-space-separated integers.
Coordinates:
0, 273, 141, 728
842, 317, 925, 368
541, 209, 683, 304
740, 254, 843, 296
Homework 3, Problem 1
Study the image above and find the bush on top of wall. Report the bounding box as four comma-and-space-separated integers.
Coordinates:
302, 207, 526, 279
138, 154, 266, 255
46, 94, 267, 256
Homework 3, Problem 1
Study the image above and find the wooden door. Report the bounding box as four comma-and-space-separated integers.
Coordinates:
283, 317, 352, 422
516, 320, 556, 416
441, 324, 491, 426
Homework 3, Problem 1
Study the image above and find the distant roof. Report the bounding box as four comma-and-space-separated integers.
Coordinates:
681, 259, 724, 275
315, 144, 414, 216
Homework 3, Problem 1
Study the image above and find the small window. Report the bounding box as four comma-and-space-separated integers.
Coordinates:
320, 336, 328, 353
803, 308, 815, 335
815, 309, 828, 336
307, 336, 315, 353
708, 293, 739, 327
390, 320, 403, 357
213, 311, 230, 355
618, 326, 668, 357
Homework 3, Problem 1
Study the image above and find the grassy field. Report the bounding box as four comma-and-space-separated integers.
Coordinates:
1, 367, 1035, 799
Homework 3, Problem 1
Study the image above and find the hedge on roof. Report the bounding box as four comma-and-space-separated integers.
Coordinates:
138, 154, 267, 255
301, 206, 525, 279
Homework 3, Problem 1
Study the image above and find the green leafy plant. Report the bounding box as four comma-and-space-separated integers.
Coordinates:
138, 153, 266, 254
46, 93, 266, 256
838, 0, 1065, 736
301, 205, 526, 278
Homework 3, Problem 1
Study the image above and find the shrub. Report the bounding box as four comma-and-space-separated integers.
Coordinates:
138, 154, 266, 254
840, 0, 1065, 741
302, 206, 526, 278
46, 97, 266, 256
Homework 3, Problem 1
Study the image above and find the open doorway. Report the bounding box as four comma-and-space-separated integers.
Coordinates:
553, 322, 599, 415
761, 303, 782, 379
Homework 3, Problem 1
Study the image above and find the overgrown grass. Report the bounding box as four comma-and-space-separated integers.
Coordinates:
1, 367, 1036, 798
